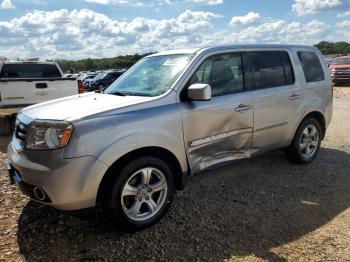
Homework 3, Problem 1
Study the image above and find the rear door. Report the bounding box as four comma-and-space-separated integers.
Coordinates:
242, 50, 304, 153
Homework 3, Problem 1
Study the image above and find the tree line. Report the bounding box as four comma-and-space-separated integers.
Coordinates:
2, 41, 349, 72
56, 53, 153, 73
57, 41, 350, 72
315, 41, 350, 55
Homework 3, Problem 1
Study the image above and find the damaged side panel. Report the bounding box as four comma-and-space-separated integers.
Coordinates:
181, 94, 254, 174
187, 130, 252, 173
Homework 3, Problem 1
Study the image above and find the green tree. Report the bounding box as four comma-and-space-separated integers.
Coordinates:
315, 41, 350, 55
56, 53, 153, 73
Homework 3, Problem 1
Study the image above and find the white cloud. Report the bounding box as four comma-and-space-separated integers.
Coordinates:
337, 10, 350, 17
0, 0, 15, 9
85, 0, 223, 6
188, 0, 223, 5
85, 0, 144, 6
336, 20, 350, 27
225, 19, 329, 44
292, 0, 343, 16
0, 9, 220, 59
229, 12, 260, 27
85, 0, 110, 3
0, 6, 336, 60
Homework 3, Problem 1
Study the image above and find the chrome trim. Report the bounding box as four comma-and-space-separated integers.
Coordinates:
189, 128, 252, 147
6, 97, 25, 100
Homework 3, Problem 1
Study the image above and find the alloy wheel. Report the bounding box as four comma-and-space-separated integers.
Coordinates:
120, 167, 168, 222
299, 124, 319, 159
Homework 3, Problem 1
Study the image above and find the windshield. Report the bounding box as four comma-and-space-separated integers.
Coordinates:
93, 73, 107, 81
332, 58, 350, 65
104, 54, 194, 97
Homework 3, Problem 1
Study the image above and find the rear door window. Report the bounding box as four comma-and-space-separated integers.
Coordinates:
243, 51, 294, 90
297, 51, 325, 82
0, 64, 61, 78
280, 51, 295, 85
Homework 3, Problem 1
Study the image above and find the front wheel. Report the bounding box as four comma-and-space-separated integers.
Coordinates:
108, 156, 175, 229
285, 118, 322, 163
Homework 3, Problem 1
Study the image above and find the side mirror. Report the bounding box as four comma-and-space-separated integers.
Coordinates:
187, 83, 212, 101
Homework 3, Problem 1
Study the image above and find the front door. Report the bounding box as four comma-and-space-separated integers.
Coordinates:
180, 52, 254, 174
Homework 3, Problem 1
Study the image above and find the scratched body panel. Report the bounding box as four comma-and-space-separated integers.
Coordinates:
181, 92, 254, 173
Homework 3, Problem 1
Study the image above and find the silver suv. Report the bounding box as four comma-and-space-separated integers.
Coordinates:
6, 45, 332, 228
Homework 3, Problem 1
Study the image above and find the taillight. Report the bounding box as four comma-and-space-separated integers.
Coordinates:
77, 80, 84, 94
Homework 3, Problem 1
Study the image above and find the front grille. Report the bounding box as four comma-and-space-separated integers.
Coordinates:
15, 121, 27, 144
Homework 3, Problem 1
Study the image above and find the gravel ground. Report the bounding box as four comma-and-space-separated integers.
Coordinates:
0, 87, 349, 262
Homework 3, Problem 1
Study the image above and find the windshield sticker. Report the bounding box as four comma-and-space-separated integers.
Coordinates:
163, 58, 188, 66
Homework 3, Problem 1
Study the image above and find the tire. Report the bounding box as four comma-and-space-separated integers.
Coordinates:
107, 156, 175, 229
285, 118, 322, 163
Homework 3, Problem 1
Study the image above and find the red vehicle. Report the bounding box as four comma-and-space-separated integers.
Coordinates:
329, 56, 350, 85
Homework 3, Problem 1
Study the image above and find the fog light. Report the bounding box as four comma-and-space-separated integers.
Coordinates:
33, 187, 46, 201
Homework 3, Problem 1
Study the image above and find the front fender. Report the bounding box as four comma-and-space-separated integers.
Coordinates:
97, 131, 188, 172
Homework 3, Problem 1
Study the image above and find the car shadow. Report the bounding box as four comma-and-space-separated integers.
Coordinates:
0, 134, 11, 153
16, 148, 350, 261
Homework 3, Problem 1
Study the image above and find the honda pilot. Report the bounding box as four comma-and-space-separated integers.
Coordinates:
6, 45, 333, 228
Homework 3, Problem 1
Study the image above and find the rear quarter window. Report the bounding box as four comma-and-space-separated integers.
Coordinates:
297, 51, 325, 82
0, 64, 62, 78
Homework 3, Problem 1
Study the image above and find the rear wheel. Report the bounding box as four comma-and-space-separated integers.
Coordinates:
286, 118, 322, 163
108, 156, 175, 229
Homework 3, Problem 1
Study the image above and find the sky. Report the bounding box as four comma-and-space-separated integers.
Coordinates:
0, 0, 350, 60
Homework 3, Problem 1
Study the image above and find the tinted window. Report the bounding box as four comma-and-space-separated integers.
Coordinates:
188, 53, 243, 96
297, 51, 325, 82
0, 64, 61, 78
280, 51, 295, 85
243, 51, 293, 90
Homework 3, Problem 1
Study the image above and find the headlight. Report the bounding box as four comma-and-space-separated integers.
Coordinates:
25, 120, 74, 150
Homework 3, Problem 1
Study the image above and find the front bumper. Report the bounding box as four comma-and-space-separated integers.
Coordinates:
6, 141, 109, 210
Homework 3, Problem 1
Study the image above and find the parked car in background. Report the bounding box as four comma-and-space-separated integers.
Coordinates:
88, 70, 125, 91
82, 75, 97, 89
329, 56, 350, 85
325, 58, 332, 67
0, 61, 83, 107
6, 45, 332, 229
64, 73, 80, 78
79, 72, 98, 89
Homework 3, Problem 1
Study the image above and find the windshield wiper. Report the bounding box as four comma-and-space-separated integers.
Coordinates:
111, 91, 127, 96
109, 91, 152, 97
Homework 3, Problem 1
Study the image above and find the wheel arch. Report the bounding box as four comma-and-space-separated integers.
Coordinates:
295, 111, 326, 140
96, 146, 186, 205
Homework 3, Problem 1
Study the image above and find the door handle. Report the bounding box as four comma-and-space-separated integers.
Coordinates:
288, 94, 300, 100
35, 83, 48, 89
234, 104, 251, 112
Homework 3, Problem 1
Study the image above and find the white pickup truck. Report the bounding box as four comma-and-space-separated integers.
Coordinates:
0, 62, 83, 107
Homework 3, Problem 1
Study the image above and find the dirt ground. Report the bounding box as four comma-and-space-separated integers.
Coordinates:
0, 87, 349, 262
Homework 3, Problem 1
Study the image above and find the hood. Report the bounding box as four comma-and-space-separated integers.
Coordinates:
20, 92, 153, 121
